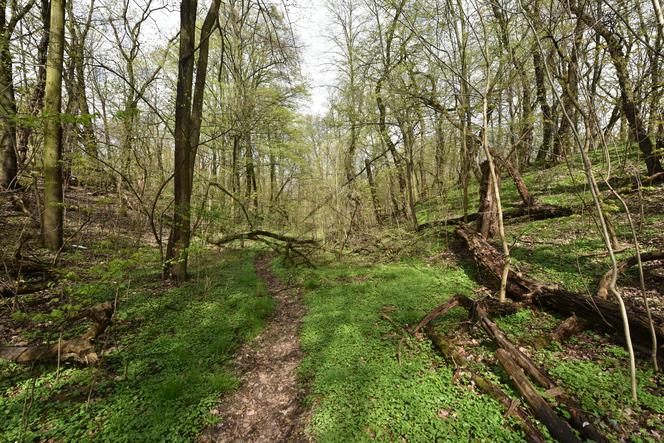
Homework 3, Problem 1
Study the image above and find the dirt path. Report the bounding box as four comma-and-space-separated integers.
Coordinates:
200, 254, 309, 442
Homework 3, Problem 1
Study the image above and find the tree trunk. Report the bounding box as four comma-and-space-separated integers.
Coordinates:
491, 148, 534, 206
496, 349, 581, 443
572, 3, 663, 175
456, 225, 664, 355
533, 50, 553, 163
165, 0, 198, 281
42, 0, 66, 251
476, 160, 500, 239
376, 80, 408, 219
365, 158, 382, 225
0, 35, 17, 189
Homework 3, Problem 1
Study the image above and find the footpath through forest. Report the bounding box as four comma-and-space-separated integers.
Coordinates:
200, 255, 309, 442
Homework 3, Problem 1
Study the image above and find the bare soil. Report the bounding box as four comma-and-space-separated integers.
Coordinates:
200, 254, 310, 443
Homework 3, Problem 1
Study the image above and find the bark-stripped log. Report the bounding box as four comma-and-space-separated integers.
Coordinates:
418, 294, 608, 443
426, 328, 547, 443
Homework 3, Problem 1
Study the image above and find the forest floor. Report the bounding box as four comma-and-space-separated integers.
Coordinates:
1, 149, 663, 442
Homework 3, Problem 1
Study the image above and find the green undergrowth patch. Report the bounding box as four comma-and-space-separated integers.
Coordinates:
538, 340, 664, 440
0, 250, 273, 442
276, 258, 532, 442
504, 210, 664, 293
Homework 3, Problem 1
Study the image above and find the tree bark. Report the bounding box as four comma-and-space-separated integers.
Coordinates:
496, 349, 581, 443
476, 160, 501, 239
42, 0, 66, 251
456, 225, 664, 355
0, 0, 36, 188
365, 158, 382, 224
533, 50, 553, 163
166, 0, 198, 281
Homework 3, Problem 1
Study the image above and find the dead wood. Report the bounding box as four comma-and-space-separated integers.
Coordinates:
481, 314, 608, 443
209, 230, 317, 247
496, 349, 581, 443
1, 280, 51, 297
426, 328, 547, 443
0, 303, 114, 365
418, 294, 608, 443
597, 251, 664, 299
209, 230, 318, 266
491, 149, 535, 207
636, 172, 664, 187
549, 315, 588, 343
418, 204, 573, 231
1, 258, 57, 297
413, 294, 520, 334
456, 224, 664, 355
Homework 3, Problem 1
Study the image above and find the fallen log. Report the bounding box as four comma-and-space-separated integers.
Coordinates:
208, 229, 317, 246
418, 294, 609, 443
456, 224, 664, 355
630, 171, 664, 189
496, 349, 581, 443
491, 149, 535, 207
596, 251, 664, 299
413, 294, 520, 334
480, 313, 608, 443
426, 328, 547, 443
209, 230, 318, 266
0, 303, 114, 365
549, 315, 588, 344
1, 280, 51, 297
418, 204, 573, 231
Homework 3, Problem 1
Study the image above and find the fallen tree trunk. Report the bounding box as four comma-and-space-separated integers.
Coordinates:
0, 303, 114, 365
414, 294, 520, 334
1, 280, 51, 297
597, 251, 664, 299
426, 328, 547, 443
480, 312, 608, 443
549, 315, 588, 344
496, 349, 581, 443
491, 149, 535, 207
208, 230, 317, 246
418, 204, 573, 231
456, 224, 664, 354
418, 294, 608, 443
208, 229, 318, 266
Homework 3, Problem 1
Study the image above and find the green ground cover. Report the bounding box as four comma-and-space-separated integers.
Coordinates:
1, 250, 273, 442
275, 258, 534, 442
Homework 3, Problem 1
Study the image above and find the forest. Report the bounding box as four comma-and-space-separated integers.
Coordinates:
0, 0, 663, 441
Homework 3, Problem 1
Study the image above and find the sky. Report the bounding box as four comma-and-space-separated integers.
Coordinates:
289, 0, 337, 115
145, 0, 336, 116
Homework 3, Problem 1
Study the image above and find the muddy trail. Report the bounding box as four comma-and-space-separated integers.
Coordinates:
200, 254, 309, 442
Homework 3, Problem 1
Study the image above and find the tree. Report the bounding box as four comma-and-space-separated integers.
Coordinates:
0, 0, 35, 189
166, 0, 220, 281
42, 0, 66, 250
571, 1, 663, 176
